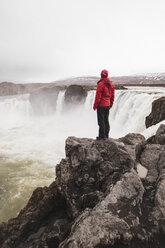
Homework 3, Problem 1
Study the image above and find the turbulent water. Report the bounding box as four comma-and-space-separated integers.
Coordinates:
0, 87, 165, 222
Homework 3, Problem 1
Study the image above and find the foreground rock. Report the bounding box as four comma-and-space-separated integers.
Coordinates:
146, 97, 165, 128
0, 126, 165, 248
60, 170, 144, 248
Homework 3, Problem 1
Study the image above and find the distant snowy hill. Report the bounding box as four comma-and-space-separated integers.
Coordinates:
52, 73, 165, 86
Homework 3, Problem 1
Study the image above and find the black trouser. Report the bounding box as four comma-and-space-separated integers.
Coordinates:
97, 106, 110, 139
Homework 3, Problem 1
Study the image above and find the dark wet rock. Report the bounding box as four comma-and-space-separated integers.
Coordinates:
146, 97, 165, 128
64, 85, 87, 108
151, 175, 165, 228
119, 133, 145, 161
60, 170, 144, 248
142, 125, 165, 183
140, 144, 165, 183
155, 124, 165, 145
56, 137, 134, 218
146, 124, 165, 145
0, 182, 70, 248
139, 126, 165, 238
146, 135, 156, 144
0, 127, 165, 248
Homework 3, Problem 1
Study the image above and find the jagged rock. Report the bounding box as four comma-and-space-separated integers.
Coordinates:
146, 124, 165, 145
119, 133, 145, 161
151, 174, 165, 225
60, 170, 144, 248
146, 135, 156, 144
155, 124, 165, 145
0, 182, 70, 248
145, 97, 165, 128
141, 125, 165, 184
140, 144, 165, 183
56, 137, 134, 218
139, 126, 165, 236
145, 154, 165, 234
0, 128, 165, 248
64, 85, 87, 108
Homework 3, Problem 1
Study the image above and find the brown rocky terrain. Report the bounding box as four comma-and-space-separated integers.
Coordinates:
0, 82, 48, 96
146, 97, 165, 128
0, 125, 165, 248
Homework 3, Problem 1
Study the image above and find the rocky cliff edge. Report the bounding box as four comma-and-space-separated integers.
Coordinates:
0, 125, 165, 248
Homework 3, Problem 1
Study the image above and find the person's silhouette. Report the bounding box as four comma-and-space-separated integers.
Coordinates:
93, 70, 115, 140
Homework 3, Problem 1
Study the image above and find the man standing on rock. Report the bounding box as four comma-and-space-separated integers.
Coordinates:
93, 69, 115, 140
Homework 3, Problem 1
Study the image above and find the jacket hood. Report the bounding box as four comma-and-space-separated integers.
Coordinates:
101, 69, 108, 78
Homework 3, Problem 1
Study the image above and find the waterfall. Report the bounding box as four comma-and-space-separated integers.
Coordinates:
0, 86, 164, 222
0, 94, 32, 129
110, 89, 164, 137
0, 94, 31, 116
56, 91, 65, 115
0, 88, 164, 136
84, 90, 95, 112
83, 87, 165, 138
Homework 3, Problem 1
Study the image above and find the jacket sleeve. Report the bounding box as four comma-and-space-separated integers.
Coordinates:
93, 83, 104, 110
110, 83, 115, 107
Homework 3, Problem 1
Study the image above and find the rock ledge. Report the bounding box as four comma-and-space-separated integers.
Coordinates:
0, 126, 165, 248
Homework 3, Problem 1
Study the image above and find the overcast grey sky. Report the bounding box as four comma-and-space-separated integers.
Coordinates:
0, 0, 165, 82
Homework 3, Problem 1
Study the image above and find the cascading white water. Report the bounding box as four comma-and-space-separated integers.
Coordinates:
84, 90, 96, 111
0, 94, 30, 116
0, 94, 32, 129
110, 89, 164, 137
0, 87, 165, 222
79, 87, 165, 138
56, 91, 65, 115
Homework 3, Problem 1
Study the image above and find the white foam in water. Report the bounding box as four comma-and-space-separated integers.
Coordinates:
142, 119, 165, 139
0, 87, 165, 221
110, 89, 164, 138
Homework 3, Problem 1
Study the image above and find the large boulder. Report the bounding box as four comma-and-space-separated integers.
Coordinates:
60, 170, 144, 248
146, 97, 165, 128
56, 137, 134, 218
146, 124, 165, 145
139, 126, 165, 236
119, 133, 145, 161
155, 124, 165, 145
64, 85, 87, 108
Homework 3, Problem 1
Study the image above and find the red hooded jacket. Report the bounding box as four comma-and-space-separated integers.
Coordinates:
93, 70, 115, 110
